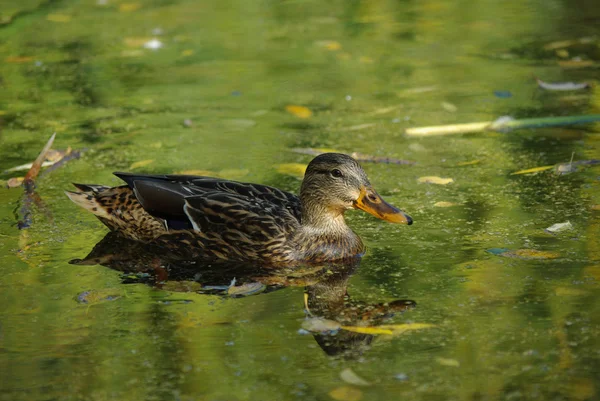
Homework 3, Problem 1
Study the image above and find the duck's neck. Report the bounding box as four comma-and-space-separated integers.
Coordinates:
300, 202, 350, 234
295, 201, 364, 261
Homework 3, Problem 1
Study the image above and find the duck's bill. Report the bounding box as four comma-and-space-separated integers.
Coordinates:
353, 187, 413, 225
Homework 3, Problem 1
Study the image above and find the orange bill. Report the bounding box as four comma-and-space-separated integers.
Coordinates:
353, 187, 413, 225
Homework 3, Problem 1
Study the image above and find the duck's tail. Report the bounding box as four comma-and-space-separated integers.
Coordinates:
65, 184, 112, 218
65, 183, 167, 241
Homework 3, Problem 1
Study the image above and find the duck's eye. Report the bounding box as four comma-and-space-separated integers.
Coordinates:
331, 169, 343, 178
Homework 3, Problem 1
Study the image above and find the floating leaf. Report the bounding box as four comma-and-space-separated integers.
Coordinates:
129, 159, 154, 169
456, 160, 480, 166
6, 177, 24, 188
181, 49, 194, 57
119, 3, 141, 12
315, 40, 341, 51
301, 317, 341, 333
368, 105, 402, 115
5, 56, 34, 63
399, 86, 437, 95
441, 101, 458, 112
340, 326, 393, 335
377, 323, 436, 336
509, 249, 560, 259
436, 358, 460, 367
124, 37, 152, 47
46, 14, 71, 22
418, 176, 454, 185
434, 201, 458, 207
276, 163, 307, 177
558, 60, 596, 69
340, 368, 371, 387
545, 221, 573, 233
536, 77, 590, 91
5, 161, 55, 173
511, 165, 554, 175
329, 386, 363, 401
285, 105, 312, 119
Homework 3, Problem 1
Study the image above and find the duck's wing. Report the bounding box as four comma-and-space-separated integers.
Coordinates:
113, 172, 302, 230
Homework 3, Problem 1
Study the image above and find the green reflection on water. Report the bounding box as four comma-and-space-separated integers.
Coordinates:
1, 0, 600, 400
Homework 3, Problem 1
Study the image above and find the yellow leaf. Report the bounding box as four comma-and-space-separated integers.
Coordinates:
5, 56, 34, 63
378, 323, 436, 335
456, 160, 480, 166
434, 201, 458, 207
558, 60, 596, 69
124, 37, 152, 47
275, 163, 307, 177
175, 169, 217, 176
506, 249, 560, 260
511, 165, 554, 175
181, 49, 194, 57
316, 40, 342, 51
437, 357, 460, 367
368, 105, 402, 115
129, 159, 154, 169
418, 176, 454, 185
119, 3, 141, 12
46, 14, 71, 22
340, 326, 393, 335
329, 386, 363, 401
285, 105, 312, 119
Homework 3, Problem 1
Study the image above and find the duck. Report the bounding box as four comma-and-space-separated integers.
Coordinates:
66, 153, 412, 267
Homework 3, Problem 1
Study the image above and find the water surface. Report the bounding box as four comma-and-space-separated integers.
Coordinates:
1, 1, 600, 400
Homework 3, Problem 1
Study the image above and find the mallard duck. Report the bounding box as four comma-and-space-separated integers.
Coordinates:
66, 153, 412, 266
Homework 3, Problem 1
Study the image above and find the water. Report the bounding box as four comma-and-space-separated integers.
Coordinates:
1, 1, 600, 400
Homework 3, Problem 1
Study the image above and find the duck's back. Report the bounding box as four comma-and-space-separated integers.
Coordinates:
67, 173, 303, 264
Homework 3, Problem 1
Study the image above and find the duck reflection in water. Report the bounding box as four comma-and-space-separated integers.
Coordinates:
71, 232, 416, 357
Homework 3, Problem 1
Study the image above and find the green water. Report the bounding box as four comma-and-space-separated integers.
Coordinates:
1, 1, 600, 400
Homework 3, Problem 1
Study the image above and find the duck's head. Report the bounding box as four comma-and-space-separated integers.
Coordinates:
300, 153, 412, 226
